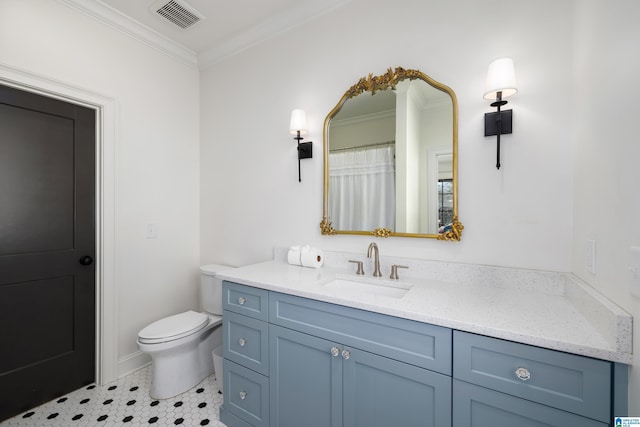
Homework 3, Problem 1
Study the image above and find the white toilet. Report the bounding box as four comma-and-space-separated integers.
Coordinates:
137, 264, 231, 399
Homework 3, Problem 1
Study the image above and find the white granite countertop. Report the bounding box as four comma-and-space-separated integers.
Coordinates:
217, 257, 632, 364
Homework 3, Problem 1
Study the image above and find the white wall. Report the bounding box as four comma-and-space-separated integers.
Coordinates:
0, 0, 201, 374
200, 0, 574, 270
571, 0, 640, 413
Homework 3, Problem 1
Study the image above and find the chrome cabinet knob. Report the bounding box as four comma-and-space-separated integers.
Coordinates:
238, 296, 246, 305
239, 390, 247, 400
341, 349, 351, 360
331, 346, 340, 357
515, 367, 531, 381
238, 338, 247, 347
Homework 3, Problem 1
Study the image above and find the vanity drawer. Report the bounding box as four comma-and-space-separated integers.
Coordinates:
224, 359, 269, 427
223, 281, 269, 321
269, 291, 452, 375
453, 331, 611, 422
224, 311, 269, 375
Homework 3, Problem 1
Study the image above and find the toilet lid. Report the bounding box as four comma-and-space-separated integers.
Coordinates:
138, 311, 209, 344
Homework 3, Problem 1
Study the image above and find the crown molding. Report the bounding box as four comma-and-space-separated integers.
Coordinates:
55, 0, 198, 68
56, 0, 350, 70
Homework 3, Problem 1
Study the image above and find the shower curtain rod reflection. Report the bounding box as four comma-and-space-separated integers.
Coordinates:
329, 140, 395, 153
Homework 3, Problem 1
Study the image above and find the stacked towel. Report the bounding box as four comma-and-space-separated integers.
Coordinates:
287, 245, 324, 268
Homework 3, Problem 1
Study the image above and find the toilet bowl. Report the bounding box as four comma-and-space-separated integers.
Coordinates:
137, 264, 231, 399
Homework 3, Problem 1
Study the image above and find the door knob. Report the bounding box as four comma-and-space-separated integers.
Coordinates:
79, 256, 93, 266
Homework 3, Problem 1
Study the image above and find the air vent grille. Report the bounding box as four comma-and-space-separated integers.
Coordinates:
154, 0, 204, 29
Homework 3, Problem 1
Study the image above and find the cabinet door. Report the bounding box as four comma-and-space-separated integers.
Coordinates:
270, 325, 342, 427
343, 348, 452, 427
453, 380, 608, 427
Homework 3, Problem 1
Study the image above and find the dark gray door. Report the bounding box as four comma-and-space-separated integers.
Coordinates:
0, 84, 96, 421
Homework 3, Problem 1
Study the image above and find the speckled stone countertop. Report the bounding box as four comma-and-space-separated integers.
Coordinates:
217, 250, 632, 364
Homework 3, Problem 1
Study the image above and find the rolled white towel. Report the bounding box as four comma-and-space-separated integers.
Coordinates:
287, 245, 302, 266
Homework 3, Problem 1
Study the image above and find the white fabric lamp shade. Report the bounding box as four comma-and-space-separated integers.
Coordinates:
289, 109, 309, 135
483, 57, 518, 100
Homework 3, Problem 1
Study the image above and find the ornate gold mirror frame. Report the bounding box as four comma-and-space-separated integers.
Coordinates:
320, 67, 464, 241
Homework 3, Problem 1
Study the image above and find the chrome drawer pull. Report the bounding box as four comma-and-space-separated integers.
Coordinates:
239, 390, 247, 400
331, 347, 340, 357
342, 349, 351, 360
238, 296, 246, 305
515, 367, 531, 381
238, 338, 247, 347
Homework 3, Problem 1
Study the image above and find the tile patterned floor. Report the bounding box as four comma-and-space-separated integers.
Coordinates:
0, 366, 226, 426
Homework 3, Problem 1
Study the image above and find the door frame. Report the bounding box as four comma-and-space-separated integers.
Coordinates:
0, 63, 118, 385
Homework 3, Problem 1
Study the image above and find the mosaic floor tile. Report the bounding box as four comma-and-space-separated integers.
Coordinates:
0, 366, 226, 426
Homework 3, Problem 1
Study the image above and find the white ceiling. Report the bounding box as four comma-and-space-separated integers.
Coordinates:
62, 0, 350, 68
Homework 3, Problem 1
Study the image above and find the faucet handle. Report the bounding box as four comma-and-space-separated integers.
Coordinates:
390, 265, 409, 280
348, 260, 365, 275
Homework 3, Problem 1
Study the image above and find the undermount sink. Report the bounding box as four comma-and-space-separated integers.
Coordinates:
323, 277, 412, 298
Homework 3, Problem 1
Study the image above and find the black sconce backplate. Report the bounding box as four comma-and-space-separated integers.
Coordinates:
298, 141, 313, 159
484, 110, 513, 136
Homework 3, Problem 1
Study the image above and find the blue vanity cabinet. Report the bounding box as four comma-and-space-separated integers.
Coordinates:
269, 291, 452, 427
220, 280, 628, 427
452, 330, 618, 427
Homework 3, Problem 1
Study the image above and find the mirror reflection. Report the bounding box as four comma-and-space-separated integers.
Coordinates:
321, 68, 463, 240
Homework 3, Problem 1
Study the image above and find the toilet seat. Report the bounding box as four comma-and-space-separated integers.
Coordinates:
138, 311, 209, 344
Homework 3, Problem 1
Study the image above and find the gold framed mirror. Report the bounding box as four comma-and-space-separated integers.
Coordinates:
320, 67, 463, 240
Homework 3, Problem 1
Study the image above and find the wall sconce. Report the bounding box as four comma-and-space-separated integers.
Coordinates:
484, 57, 517, 169
290, 109, 313, 182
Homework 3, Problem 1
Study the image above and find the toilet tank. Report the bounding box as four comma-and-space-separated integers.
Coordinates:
200, 264, 232, 315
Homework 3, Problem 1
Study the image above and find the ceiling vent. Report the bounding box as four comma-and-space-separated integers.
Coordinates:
151, 0, 205, 30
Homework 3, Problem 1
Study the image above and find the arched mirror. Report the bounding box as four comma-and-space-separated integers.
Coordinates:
320, 67, 464, 240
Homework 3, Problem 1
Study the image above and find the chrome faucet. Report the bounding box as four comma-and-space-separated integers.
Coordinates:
367, 242, 382, 277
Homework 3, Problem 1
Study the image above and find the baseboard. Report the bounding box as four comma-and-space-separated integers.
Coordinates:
118, 351, 151, 379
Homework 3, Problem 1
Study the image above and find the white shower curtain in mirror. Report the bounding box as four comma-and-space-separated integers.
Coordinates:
329, 145, 395, 231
